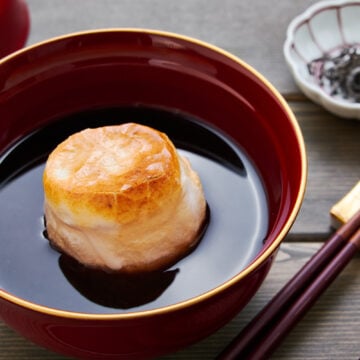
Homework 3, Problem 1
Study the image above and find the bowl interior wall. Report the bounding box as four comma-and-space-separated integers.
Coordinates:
0, 30, 303, 247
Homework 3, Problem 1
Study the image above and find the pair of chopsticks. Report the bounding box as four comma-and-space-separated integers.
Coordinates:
217, 181, 360, 360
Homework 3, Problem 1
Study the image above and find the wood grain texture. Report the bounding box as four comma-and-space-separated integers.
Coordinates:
1, 244, 358, 359
25, 0, 319, 94
287, 98, 360, 239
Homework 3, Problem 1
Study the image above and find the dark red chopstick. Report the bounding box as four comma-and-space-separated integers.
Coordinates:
217, 210, 360, 360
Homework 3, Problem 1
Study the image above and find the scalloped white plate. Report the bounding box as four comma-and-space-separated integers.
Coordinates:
284, 0, 360, 120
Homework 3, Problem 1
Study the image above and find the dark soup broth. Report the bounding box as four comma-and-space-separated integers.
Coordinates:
0, 107, 268, 314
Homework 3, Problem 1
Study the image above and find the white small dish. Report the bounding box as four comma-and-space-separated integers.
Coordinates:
284, 0, 360, 120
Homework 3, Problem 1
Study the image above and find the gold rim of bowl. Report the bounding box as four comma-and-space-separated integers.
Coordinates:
0, 28, 307, 320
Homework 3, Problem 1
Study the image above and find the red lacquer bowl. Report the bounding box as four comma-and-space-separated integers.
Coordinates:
0, 0, 30, 58
0, 29, 307, 359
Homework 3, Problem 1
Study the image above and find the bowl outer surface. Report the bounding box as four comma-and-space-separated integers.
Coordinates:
0, 258, 273, 359
0, 29, 306, 358
0, 0, 30, 58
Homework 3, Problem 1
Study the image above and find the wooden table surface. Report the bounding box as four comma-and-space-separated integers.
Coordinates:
1, 1, 359, 359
